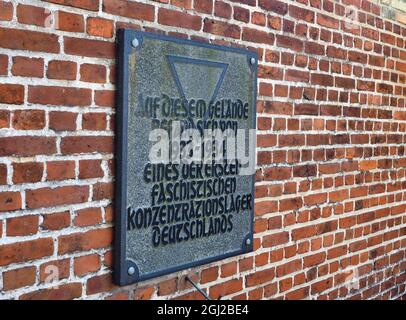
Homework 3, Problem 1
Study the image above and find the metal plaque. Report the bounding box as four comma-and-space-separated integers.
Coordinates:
115, 30, 257, 286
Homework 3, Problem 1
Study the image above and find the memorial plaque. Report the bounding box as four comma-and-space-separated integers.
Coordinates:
115, 30, 257, 285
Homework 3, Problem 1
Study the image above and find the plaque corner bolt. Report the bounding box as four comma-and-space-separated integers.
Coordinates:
245, 238, 252, 246
250, 57, 256, 65
128, 266, 136, 276
131, 38, 139, 48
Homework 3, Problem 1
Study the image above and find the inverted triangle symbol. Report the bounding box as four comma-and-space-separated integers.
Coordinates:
167, 55, 228, 102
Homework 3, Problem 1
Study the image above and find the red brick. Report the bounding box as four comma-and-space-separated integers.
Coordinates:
289, 5, 314, 22
79, 160, 104, 179
203, 19, 241, 39
246, 268, 275, 287
103, 0, 154, 21
74, 207, 103, 227
3, 266, 36, 290
44, 0, 99, 11
46, 161, 76, 181
92, 182, 113, 201
268, 16, 281, 30
95, 90, 115, 108
0, 137, 56, 157
276, 259, 302, 277
17, 4, 50, 27
86, 273, 117, 295
80, 63, 106, 83
0, 164, 7, 184
28, 86, 92, 106
58, 228, 112, 254
12, 110, 45, 130
41, 211, 71, 231
279, 197, 303, 211
12, 57, 44, 78
87, 17, 114, 38
335, 77, 355, 89
158, 8, 201, 31
61, 136, 113, 154
20, 283, 82, 300
47, 60, 77, 80
259, 0, 288, 15
56, 11, 84, 32
0, 28, 59, 53
317, 13, 339, 28
243, 28, 274, 45
276, 35, 303, 51
0, 238, 54, 266
221, 262, 237, 278
195, 0, 213, 13
0, 54, 7, 75
210, 278, 243, 299
0, 1, 13, 21
106, 292, 129, 300
0, 83, 24, 105
82, 113, 107, 130
0, 191, 22, 212
39, 259, 70, 283
49, 112, 77, 131
251, 12, 266, 26
26, 185, 89, 209
286, 69, 309, 82
172, 0, 192, 9
311, 277, 333, 294
13, 162, 43, 184
286, 287, 309, 300
292, 225, 317, 241
234, 6, 250, 22
215, 1, 232, 19
303, 252, 326, 267
263, 231, 289, 247
158, 277, 178, 296
6, 215, 39, 236
64, 37, 115, 59
327, 245, 347, 259
201, 266, 218, 284
74, 254, 101, 276
311, 73, 334, 86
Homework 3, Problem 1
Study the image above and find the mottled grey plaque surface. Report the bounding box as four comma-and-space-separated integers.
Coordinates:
115, 30, 257, 286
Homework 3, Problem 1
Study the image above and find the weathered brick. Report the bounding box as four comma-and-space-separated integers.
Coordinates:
203, 19, 240, 39
6, 215, 39, 236
20, 283, 82, 300
26, 186, 89, 209
64, 37, 115, 59
103, 0, 154, 21
0, 28, 59, 53
12, 57, 44, 78
3, 266, 36, 290
74, 254, 101, 276
61, 136, 113, 154
12, 110, 45, 130
58, 228, 112, 254
87, 17, 114, 38
13, 162, 43, 183
158, 8, 201, 30
0, 137, 56, 156
0, 84, 24, 105
47, 60, 77, 80
29, 86, 91, 106
56, 11, 84, 32
17, 4, 50, 27
0, 238, 53, 266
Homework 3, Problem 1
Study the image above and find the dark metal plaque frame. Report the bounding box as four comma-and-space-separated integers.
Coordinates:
115, 29, 257, 286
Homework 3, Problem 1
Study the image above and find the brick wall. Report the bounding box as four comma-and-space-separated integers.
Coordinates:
0, 0, 405, 300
